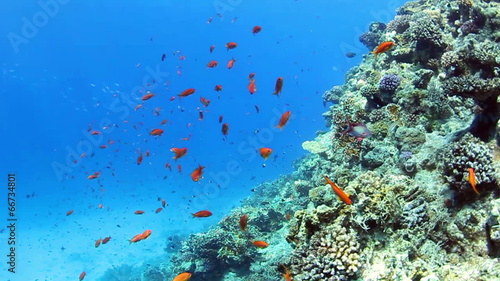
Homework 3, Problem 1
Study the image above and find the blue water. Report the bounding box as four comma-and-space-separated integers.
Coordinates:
0, 0, 401, 279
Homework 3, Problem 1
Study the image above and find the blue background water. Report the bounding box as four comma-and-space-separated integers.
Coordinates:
0, 0, 400, 279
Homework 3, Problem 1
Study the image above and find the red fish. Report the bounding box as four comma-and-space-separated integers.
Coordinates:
150, 128, 164, 136
79, 271, 86, 281
252, 26, 262, 34
207, 60, 218, 68
66, 210, 74, 216
248, 72, 255, 79
88, 173, 100, 180
192, 210, 212, 217
468, 167, 479, 195
137, 154, 143, 165
209, 45, 215, 53
177, 164, 182, 173
130, 233, 144, 243
371, 41, 395, 56
248, 79, 256, 94
134, 210, 145, 215
102, 236, 111, 244
324, 175, 352, 205
99, 145, 107, 149
259, 148, 273, 160
226, 42, 237, 50
95, 238, 102, 248
171, 147, 188, 161
273, 77, 284, 96
179, 88, 196, 98
155, 207, 163, 214
276, 111, 291, 130
141, 92, 155, 101
165, 163, 172, 171
160, 119, 168, 125
240, 214, 248, 231
200, 97, 211, 107
191, 165, 205, 182
253, 241, 269, 248
227, 58, 236, 69
90, 130, 101, 135
214, 85, 223, 92
222, 123, 229, 137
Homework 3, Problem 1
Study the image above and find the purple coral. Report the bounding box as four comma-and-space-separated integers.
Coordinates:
379, 74, 401, 92
460, 20, 478, 35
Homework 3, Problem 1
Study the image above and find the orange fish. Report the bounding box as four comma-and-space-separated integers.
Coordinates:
214, 85, 223, 92
135, 210, 145, 215
226, 42, 237, 50
79, 271, 86, 281
324, 175, 352, 205
99, 145, 107, 149
191, 165, 205, 182
240, 214, 248, 231
90, 130, 101, 135
142, 230, 152, 239
273, 77, 284, 96
200, 97, 211, 107
253, 240, 269, 248
192, 210, 212, 217
178, 164, 182, 173
252, 25, 262, 34
259, 148, 273, 160
468, 167, 479, 195
285, 213, 292, 220
248, 72, 255, 79
161, 119, 169, 125
248, 79, 256, 94
276, 111, 291, 130
130, 233, 144, 243
371, 41, 395, 56
207, 60, 218, 68
95, 238, 102, 248
141, 92, 155, 101
66, 210, 74, 216
283, 267, 292, 281
155, 207, 163, 214
209, 45, 215, 53
171, 147, 188, 161
98, 204, 103, 209
137, 154, 143, 165
134, 104, 143, 111
178, 88, 196, 98
150, 128, 164, 136
88, 174, 99, 180
227, 58, 236, 69
222, 123, 229, 137
102, 236, 111, 244
173, 272, 192, 281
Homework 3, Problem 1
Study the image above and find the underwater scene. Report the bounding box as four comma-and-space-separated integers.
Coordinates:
2, 0, 500, 280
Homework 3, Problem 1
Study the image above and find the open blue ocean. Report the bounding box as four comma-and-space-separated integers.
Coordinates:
4, 1, 471, 280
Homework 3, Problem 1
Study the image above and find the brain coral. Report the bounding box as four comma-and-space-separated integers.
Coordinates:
289, 224, 362, 281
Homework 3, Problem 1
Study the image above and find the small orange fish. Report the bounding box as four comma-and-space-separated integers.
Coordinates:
200, 97, 211, 107
141, 92, 155, 101
240, 214, 248, 231
178, 88, 196, 98
142, 230, 152, 240
248, 72, 255, 79
222, 123, 229, 137
66, 210, 74, 216
253, 240, 269, 248
161, 119, 168, 125
79, 271, 86, 281
227, 58, 236, 69
192, 210, 212, 217
283, 267, 292, 281
90, 130, 101, 135
98, 204, 103, 209
273, 77, 284, 96
155, 207, 163, 214
173, 272, 192, 281
468, 167, 479, 195
178, 164, 182, 173
191, 165, 205, 182
324, 175, 352, 205
102, 236, 111, 244
371, 41, 395, 56
226, 42, 237, 50
130, 233, 144, 243
137, 154, 143, 165
248, 79, 257, 94
214, 85, 223, 92
150, 128, 164, 136
95, 238, 102, 248
171, 147, 188, 161
135, 104, 143, 111
259, 148, 273, 160
99, 145, 107, 149
207, 60, 218, 68
285, 213, 292, 220
88, 174, 99, 180
276, 111, 291, 130
252, 26, 262, 34
134, 210, 145, 215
